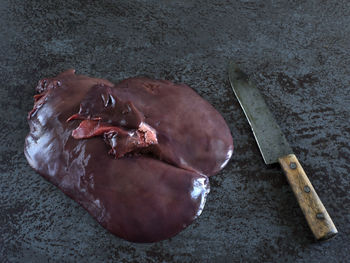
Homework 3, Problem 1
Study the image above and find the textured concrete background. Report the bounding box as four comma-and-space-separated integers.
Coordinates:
1, 0, 349, 262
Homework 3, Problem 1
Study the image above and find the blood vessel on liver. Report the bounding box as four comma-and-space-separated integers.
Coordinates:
24, 69, 233, 242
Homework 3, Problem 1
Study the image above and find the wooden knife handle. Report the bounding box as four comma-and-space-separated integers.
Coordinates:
278, 154, 338, 241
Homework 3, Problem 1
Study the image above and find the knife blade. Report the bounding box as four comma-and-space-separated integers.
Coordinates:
228, 61, 338, 241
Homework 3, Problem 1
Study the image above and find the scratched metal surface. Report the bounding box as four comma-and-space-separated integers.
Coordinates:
1, 1, 349, 262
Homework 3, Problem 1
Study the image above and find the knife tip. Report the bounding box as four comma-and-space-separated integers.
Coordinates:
228, 61, 249, 82
228, 60, 237, 70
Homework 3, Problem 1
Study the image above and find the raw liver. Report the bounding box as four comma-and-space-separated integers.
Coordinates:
24, 70, 233, 242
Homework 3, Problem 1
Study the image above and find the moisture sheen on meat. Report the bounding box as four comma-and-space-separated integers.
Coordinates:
24, 69, 233, 243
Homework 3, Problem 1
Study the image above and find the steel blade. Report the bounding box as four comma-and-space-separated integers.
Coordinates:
228, 62, 293, 164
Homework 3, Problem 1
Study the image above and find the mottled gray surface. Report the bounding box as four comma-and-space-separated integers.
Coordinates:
1, 0, 349, 262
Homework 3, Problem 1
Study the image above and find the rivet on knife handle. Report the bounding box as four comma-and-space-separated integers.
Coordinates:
278, 154, 338, 240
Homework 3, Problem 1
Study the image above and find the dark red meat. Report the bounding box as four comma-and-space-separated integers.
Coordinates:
24, 69, 233, 242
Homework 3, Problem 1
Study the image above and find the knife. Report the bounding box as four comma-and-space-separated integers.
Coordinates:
228, 62, 338, 241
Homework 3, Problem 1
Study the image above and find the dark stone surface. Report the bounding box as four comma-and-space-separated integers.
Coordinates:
1, 0, 349, 262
